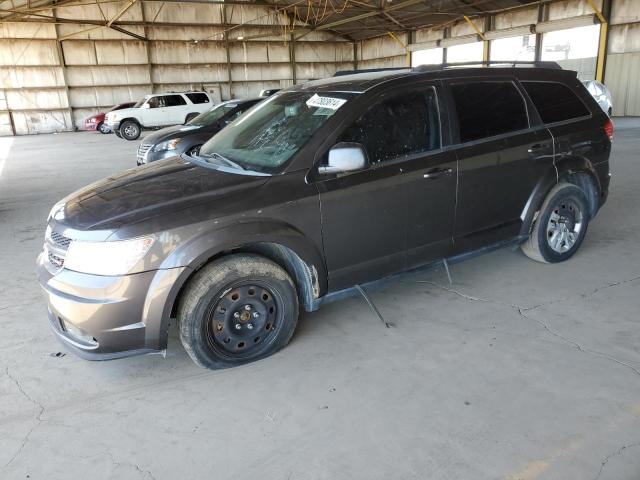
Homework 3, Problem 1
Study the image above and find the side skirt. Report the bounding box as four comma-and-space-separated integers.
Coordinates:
311, 235, 527, 310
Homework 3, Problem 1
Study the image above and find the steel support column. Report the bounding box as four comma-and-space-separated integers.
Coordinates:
588, 0, 612, 82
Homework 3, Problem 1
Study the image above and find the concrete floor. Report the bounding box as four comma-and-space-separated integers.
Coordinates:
0, 121, 639, 480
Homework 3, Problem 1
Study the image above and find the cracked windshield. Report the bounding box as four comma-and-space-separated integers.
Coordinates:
197, 91, 356, 173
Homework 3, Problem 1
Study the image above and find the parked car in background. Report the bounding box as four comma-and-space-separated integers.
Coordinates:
259, 89, 280, 97
106, 92, 213, 141
137, 98, 262, 165
583, 80, 613, 116
38, 63, 611, 369
81, 102, 135, 134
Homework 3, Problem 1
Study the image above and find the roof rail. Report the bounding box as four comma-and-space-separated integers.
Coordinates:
333, 67, 408, 77
412, 61, 562, 72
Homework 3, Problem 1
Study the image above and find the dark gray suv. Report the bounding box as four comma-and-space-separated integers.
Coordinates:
37, 63, 612, 369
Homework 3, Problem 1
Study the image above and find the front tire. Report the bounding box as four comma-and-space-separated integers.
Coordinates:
119, 120, 141, 140
178, 254, 299, 369
186, 144, 202, 157
98, 122, 110, 134
521, 182, 590, 263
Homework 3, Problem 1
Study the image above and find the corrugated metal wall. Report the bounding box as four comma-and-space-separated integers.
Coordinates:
0, 2, 352, 135
358, 0, 639, 117
605, 0, 640, 115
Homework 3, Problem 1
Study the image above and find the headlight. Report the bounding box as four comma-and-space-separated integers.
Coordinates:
154, 138, 182, 152
64, 236, 155, 276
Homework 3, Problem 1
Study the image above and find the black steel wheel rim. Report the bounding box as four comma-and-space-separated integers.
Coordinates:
205, 282, 281, 359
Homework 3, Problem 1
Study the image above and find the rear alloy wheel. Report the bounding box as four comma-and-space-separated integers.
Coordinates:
98, 122, 110, 134
178, 254, 299, 369
119, 120, 141, 140
521, 182, 590, 263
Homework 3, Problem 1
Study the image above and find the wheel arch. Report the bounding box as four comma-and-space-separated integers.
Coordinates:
118, 116, 141, 126
520, 156, 601, 236
185, 112, 199, 123
155, 221, 327, 349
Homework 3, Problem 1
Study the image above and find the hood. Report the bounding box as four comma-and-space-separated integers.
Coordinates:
143, 124, 206, 145
51, 157, 269, 231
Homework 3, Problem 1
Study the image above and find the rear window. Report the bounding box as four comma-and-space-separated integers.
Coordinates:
164, 95, 187, 107
522, 81, 590, 124
186, 93, 210, 104
450, 81, 529, 143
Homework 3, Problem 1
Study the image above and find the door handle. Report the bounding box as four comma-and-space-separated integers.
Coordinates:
527, 143, 551, 154
423, 167, 453, 180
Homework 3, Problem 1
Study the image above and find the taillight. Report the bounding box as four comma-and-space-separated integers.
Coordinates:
604, 118, 614, 142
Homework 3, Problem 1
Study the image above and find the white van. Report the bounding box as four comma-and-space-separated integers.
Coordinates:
105, 92, 212, 140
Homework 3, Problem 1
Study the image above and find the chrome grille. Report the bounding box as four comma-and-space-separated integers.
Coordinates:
50, 230, 71, 249
137, 144, 152, 163
45, 227, 72, 271
48, 251, 65, 269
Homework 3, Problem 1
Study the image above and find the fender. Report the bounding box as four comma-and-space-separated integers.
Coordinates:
519, 155, 601, 237
118, 117, 143, 128
147, 219, 327, 349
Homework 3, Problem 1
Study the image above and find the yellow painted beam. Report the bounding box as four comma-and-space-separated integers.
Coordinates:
586, 0, 606, 24
387, 31, 411, 67
586, 0, 608, 82
595, 21, 608, 82
463, 15, 486, 41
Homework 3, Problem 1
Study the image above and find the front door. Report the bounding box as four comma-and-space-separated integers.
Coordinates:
315, 86, 453, 291
141, 96, 168, 127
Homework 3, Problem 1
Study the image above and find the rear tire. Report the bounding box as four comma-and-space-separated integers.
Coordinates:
178, 254, 299, 369
521, 182, 590, 263
119, 120, 141, 140
185, 112, 199, 124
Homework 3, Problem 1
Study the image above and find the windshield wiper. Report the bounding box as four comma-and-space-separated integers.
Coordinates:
201, 152, 246, 171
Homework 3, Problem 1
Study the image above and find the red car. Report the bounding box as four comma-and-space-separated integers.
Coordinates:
81, 102, 135, 134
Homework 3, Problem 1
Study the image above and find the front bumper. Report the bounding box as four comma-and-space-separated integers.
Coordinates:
37, 252, 186, 360
81, 121, 99, 131
105, 120, 121, 131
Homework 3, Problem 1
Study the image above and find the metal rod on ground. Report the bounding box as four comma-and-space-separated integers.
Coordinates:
443, 258, 453, 286
355, 285, 393, 328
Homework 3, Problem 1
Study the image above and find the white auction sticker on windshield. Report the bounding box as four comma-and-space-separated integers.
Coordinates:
306, 94, 346, 110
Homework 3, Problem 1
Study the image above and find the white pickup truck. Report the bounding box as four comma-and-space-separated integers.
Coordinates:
105, 92, 213, 140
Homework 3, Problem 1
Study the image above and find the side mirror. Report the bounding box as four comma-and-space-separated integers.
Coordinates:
318, 142, 368, 174
142, 103, 150, 109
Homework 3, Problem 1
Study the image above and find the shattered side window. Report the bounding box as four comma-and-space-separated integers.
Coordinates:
337, 87, 441, 164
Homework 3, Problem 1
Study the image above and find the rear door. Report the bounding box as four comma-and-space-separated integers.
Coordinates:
164, 94, 188, 124
521, 80, 609, 164
446, 78, 554, 252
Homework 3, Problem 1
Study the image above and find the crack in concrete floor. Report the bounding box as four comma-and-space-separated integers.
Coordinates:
415, 275, 640, 378
594, 441, 640, 480
3, 366, 46, 468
